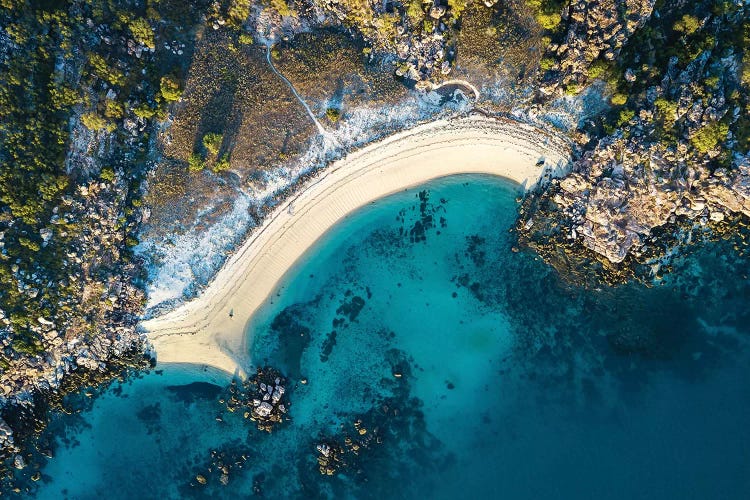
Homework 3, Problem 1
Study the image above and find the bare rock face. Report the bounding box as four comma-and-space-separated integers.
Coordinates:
543, 141, 749, 264
702, 157, 750, 220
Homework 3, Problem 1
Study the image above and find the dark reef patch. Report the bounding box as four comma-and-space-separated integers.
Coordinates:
166, 382, 222, 405
136, 403, 162, 434
335, 295, 366, 323
320, 331, 338, 363
269, 303, 314, 380
395, 189, 448, 245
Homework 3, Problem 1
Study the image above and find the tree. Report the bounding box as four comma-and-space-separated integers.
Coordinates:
129, 18, 155, 49
202, 132, 223, 157
674, 15, 701, 35
691, 122, 729, 153
188, 153, 205, 172
160, 75, 182, 102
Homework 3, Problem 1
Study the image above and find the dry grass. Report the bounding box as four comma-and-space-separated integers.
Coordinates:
144, 28, 409, 239
453, 3, 543, 109
145, 27, 316, 237
161, 27, 314, 173
274, 30, 409, 118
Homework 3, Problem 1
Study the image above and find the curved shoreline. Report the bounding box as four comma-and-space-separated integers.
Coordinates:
140, 115, 572, 377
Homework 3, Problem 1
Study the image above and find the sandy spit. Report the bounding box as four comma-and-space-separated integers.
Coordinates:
140, 114, 572, 378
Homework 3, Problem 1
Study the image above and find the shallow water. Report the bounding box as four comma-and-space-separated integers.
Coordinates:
24, 175, 750, 499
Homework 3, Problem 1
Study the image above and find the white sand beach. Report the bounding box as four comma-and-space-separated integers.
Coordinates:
140, 114, 571, 378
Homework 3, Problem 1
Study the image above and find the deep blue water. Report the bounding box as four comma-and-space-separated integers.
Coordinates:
19, 175, 750, 498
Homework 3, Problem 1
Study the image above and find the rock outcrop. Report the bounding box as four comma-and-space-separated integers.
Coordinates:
543, 0, 655, 94
550, 138, 749, 263
525, 1, 749, 268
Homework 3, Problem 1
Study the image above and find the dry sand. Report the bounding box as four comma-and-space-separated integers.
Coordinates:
140, 115, 571, 378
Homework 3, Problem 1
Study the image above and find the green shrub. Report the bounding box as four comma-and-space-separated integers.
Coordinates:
160, 75, 182, 102
674, 14, 701, 35
691, 121, 729, 153
188, 153, 205, 172
654, 97, 678, 126
48, 84, 81, 109
588, 60, 610, 80
12, 337, 43, 356
105, 99, 124, 119
270, 0, 294, 17
406, 0, 424, 25
610, 93, 628, 106
100, 167, 116, 183
88, 53, 124, 86
539, 57, 556, 71
212, 154, 231, 172
228, 0, 251, 26
537, 12, 561, 30
447, 0, 468, 21
525, 0, 564, 31
617, 109, 635, 126
81, 112, 111, 131
202, 132, 223, 157
704, 75, 719, 88
18, 237, 40, 252
133, 103, 157, 119
326, 107, 341, 122
128, 17, 155, 49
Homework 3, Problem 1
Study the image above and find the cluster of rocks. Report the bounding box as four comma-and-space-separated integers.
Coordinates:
192, 448, 250, 488
394, 30, 453, 83
547, 138, 749, 264
1, 177, 148, 393
541, 0, 654, 95
163, 40, 186, 56
315, 418, 380, 476
223, 367, 289, 432
315, 440, 347, 476
0, 419, 15, 462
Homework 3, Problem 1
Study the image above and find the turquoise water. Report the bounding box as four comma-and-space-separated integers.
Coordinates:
21, 175, 750, 498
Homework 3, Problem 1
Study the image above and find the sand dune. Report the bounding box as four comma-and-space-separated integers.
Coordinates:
140, 115, 571, 377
